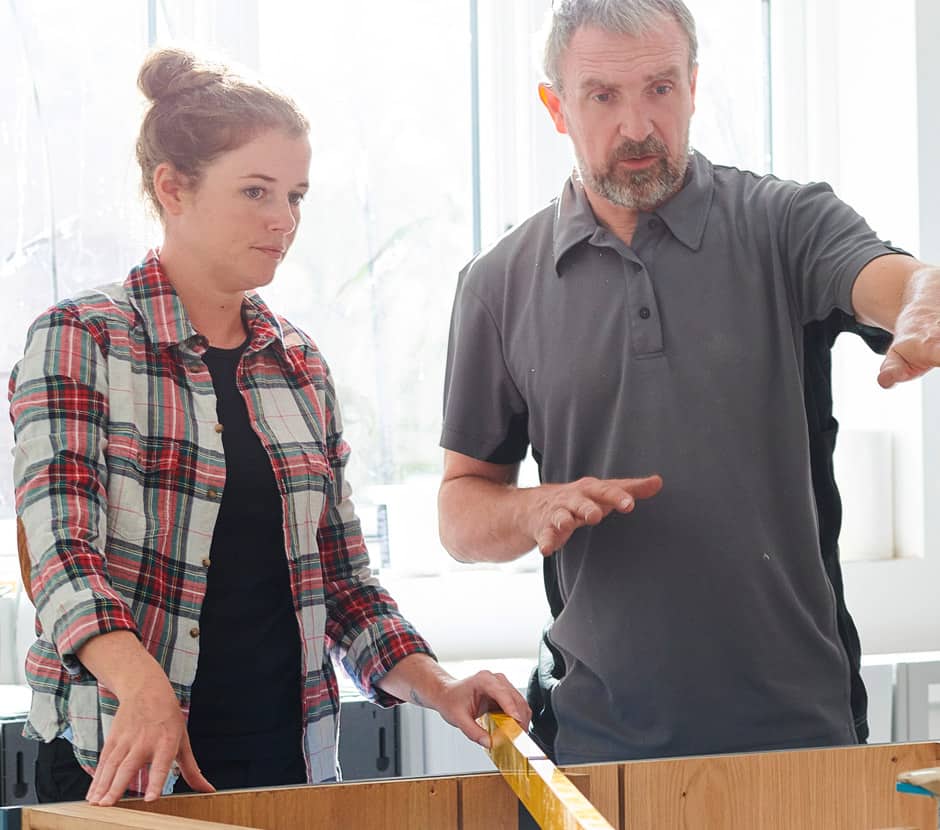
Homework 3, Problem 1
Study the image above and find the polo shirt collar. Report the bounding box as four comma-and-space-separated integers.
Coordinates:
552, 149, 714, 269
125, 249, 289, 355
653, 150, 713, 252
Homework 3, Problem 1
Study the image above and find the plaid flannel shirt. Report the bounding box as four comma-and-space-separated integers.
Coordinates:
9, 250, 432, 791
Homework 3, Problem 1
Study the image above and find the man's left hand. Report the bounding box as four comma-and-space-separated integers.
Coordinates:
878, 268, 940, 388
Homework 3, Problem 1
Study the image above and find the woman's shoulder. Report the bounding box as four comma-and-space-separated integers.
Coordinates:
28, 282, 137, 342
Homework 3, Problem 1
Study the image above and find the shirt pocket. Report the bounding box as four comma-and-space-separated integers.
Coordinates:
104, 435, 183, 543
280, 443, 334, 557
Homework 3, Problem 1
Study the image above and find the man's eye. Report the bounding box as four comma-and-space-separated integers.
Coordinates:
654, 85, 672, 95
593, 92, 612, 103
288, 191, 306, 206
243, 186, 265, 199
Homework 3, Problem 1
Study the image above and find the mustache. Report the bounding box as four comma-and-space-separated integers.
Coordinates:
611, 137, 669, 162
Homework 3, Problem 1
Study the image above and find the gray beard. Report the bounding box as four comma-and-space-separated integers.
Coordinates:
578, 144, 691, 212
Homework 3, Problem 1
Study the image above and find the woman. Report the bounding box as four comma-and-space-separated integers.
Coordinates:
10, 47, 529, 806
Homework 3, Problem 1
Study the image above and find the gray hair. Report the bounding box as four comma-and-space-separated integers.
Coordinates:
542, 0, 698, 90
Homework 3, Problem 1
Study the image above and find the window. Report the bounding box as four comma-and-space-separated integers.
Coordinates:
769, 0, 921, 564
3, 1, 937, 663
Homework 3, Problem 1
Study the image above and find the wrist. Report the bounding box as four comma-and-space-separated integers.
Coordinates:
381, 653, 450, 709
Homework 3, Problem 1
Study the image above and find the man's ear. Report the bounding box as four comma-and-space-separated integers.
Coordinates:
153, 163, 188, 217
538, 83, 568, 135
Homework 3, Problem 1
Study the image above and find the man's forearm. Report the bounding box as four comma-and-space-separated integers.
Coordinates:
438, 476, 538, 563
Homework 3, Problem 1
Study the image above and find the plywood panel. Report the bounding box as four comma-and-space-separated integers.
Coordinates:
561, 765, 621, 829
125, 777, 458, 830
459, 773, 520, 830
617, 741, 940, 830
22, 802, 254, 830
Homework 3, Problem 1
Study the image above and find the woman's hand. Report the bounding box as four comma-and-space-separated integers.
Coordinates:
78, 631, 215, 805
377, 654, 531, 748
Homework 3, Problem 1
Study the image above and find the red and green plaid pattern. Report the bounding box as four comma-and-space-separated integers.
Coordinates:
9, 251, 432, 791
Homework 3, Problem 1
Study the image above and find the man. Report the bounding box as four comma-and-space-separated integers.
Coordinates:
438, 0, 940, 765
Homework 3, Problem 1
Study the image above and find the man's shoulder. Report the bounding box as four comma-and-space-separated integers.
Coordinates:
709, 160, 835, 210
460, 199, 559, 289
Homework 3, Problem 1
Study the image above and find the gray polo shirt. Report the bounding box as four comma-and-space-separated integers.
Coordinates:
441, 152, 893, 764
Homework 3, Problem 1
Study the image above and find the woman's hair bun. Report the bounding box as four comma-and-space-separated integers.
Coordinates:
138, 47, 225, 102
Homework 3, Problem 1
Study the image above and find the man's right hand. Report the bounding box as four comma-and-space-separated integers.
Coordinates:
524, 475, 663, 555
439, 450, 663, 563
78, 631, 215, 805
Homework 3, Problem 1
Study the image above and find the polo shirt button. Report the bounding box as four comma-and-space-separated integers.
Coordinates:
214, 423, 224, 434
639, 307, 652, 319
201, 557, 211, 568
189, 627, 200, 638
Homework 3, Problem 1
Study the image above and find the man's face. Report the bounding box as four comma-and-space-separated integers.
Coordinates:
541, 18, 697, 212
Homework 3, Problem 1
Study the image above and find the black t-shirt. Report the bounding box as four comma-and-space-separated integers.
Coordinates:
187, 341, 303, 763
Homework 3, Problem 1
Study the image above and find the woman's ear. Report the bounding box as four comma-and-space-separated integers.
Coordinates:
153, 163, 188, 217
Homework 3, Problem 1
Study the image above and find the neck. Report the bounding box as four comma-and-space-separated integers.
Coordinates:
158, 242, 247, 348
581, 186, 640, 246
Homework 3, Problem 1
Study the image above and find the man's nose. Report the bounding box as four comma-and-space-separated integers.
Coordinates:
617, 102, 654, 143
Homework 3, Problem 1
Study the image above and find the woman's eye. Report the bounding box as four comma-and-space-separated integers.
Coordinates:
288, 191, 306, 206
243, 186, 265, 199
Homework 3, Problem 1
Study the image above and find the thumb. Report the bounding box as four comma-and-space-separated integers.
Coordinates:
878, 348, 918, 389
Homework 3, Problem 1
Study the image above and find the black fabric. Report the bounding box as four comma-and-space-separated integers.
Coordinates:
35, 738, 92, 803
187, 341, 304, 766
173, 754, 307, 793
802, 311, 891, 743
528, 308, 894, 757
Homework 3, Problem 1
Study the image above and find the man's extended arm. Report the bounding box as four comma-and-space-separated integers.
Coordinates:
851, 253, 940, 387
438, 450, 662, 562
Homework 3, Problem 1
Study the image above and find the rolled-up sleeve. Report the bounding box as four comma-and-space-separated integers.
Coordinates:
316, 365, 433, 706
10, 306, 138, 677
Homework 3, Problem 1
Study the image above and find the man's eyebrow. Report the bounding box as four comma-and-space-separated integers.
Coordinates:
646, 66, 681, 82
578, 76, 619, 92
577, 66, 682, 91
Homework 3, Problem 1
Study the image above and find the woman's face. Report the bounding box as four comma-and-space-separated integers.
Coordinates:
166, 128, 312, 293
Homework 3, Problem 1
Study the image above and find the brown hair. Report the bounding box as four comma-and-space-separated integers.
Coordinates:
136, 47, 310, 216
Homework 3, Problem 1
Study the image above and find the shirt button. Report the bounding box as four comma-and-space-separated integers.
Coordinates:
639, 307, 652, 320
189, 627, 200, 638
214, 423, 224, 434
207, 488, 220, 499
201, 557, 211, 568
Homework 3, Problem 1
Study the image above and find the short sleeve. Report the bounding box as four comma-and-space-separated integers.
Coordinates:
782, 182, 895, 324
440, 264, 529, 464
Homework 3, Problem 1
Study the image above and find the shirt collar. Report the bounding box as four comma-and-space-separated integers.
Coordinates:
552, 150, 714, 270
653, 151, 714, 251
125, 250, 288, 354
